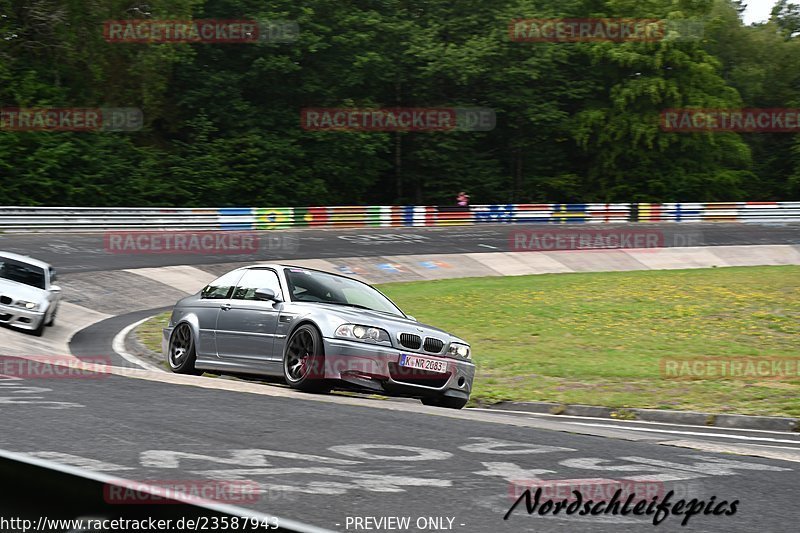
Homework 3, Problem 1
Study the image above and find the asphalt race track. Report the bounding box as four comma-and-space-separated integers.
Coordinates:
2, 222, 800, 532
1, 360, 797, 533
2, 222, 800, 273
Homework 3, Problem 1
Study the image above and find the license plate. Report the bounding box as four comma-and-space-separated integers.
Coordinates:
398, 354, 448, 374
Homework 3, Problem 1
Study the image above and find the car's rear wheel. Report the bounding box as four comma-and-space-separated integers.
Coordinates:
283, 324, 329, 392
421, 395, 468, 410
167, 323, 203, 375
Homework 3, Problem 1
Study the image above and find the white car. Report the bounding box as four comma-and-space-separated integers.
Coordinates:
0, 252, 61, 336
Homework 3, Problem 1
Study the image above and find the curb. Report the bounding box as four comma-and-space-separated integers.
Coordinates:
484, 401, 799, 432
125, 324, 163, 369
117, 317, 166, 372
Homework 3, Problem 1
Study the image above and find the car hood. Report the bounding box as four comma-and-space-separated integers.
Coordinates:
290, 302, 468, 344
0, 278, 47, 302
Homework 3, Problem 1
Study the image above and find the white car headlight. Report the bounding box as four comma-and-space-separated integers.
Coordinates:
335, 324, 390, 343
447, 342, 471, 359
15, 300, 39, 311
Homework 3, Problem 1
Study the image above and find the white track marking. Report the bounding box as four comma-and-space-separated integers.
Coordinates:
26, 452, 133, 471
112, 317, 164, 372
658, 440, 800, 463
194, 467, 450, 495
621, 455, 791, 475
473, 461, 554, 482
569, 422, 800, 445
141, 449, 360, 469
0, 397, 82, 409
559, 455, 790, 482
328, 444, 452, 461
469, 407, 800, 436
459, 437, 575, 455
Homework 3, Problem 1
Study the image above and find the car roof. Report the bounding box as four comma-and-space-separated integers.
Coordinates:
239, 263, 373, 284
0, 251, 51, 270
243, 263, 348, 278
239, 263, 321, 272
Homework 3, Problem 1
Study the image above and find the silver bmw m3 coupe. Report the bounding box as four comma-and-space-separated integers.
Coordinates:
163, 264, 474, 408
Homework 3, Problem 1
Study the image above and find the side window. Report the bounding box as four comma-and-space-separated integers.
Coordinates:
201, 271, 244, 300
232, 269, 282, 301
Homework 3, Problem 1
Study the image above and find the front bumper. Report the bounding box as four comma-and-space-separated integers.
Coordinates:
0, 303, 45, 331
321, 337, 475, 399
162, 326, 174, 356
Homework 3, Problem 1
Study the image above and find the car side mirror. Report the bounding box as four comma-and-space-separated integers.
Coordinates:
255, 288, 282, 302
50, 285, 61, 292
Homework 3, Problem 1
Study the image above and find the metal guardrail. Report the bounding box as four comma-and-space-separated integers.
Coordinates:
0, 202, 798, 232
0, 448, 332, 533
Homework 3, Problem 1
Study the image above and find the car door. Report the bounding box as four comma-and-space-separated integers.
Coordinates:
194, 270, 245, 358
214, 268, 283, 362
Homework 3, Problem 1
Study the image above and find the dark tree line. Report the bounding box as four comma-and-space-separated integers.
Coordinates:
0, 0, 798, 207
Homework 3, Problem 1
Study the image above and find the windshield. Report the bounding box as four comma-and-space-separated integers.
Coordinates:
284, 268, 404, 317
0, 258, 47, 290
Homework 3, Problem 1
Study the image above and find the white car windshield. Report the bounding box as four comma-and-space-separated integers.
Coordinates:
0, 258, 47, 290
284, 268, 404, 317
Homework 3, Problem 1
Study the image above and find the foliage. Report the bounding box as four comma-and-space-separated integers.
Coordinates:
0, 0, 798, 205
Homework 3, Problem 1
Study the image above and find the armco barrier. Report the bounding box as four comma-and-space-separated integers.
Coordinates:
0, 202, 798, 232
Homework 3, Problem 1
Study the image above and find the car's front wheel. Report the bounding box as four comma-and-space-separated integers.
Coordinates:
31, 318, 45, 337
45, 303, 58, 327
421, 395, 468, 410
167, 323, 203, 375
283, 324, 329, 392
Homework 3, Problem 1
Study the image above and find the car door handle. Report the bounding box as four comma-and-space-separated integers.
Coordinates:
220, 303, 231, 311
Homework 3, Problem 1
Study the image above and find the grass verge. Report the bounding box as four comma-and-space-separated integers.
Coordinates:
379, 265, 800, 416
136, 311, 170, 358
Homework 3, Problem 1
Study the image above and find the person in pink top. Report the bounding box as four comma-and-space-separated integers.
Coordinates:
456, 191, 470, 206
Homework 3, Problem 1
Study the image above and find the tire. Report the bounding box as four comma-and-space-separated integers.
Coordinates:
31, 319, 45, 337
167, 323, 203, 375
283, 324, 329, 392
45, 304, 57, 327
421, 395, 468, 410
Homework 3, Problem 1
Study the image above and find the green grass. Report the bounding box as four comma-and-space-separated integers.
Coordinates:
379, 266, 800, 417
137, 266, 800, 417
136, 311, 170, 358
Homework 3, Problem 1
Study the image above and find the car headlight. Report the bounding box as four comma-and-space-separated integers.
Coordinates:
14, 300, 39, 311
335, 324, 390, 343
447, 342, 471, 359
